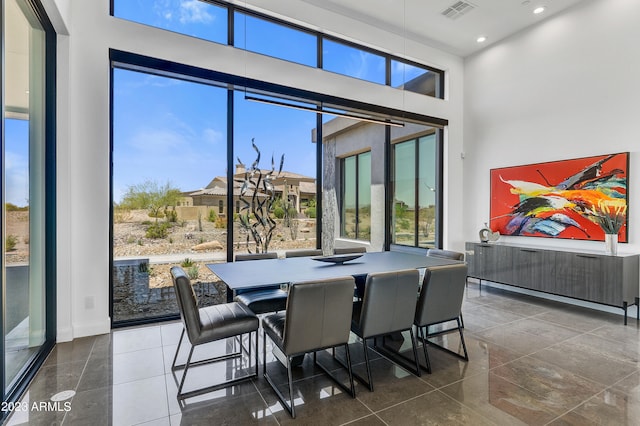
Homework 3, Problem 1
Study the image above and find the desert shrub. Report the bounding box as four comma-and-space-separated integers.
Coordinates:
305, 206, 316, 218
214, 217, 226, 229
5, 235, 17, 251
165, 209, 177, 223
187, 265, 199, 280
5, 203, 28, 212
148, 211, 164, 219
145, 222, 170, 239
207, 209, 218, 222
113, 207, 132, 223
273, 206, 285, 219
181, 258, 195, 268
141, 220, 152, 225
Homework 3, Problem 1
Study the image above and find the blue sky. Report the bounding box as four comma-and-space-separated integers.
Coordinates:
5, 1, 429, 207
112, 68, 319, 203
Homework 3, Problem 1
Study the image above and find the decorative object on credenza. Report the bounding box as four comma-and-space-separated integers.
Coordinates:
593, 198, 626, 255
489, 152, 629, 242
479, 223, 500, 243
237, 138, 284, 253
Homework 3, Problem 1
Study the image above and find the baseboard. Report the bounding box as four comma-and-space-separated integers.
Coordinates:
72, 317, 111, 339
56, 326, 74, 343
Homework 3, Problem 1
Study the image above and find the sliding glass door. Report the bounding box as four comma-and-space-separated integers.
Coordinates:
2, 0, 55, 411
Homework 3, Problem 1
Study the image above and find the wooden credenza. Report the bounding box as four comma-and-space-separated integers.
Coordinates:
465, 242, 640, 324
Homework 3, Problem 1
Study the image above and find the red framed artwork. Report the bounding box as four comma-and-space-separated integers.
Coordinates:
490, 152, 629, 242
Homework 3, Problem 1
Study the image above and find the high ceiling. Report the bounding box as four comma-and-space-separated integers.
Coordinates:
298, 0, 587, 57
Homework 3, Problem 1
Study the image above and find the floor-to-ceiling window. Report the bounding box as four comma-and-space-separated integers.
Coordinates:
2, 0, 55, 414
391, 129, 441, 248
111, 67, 228, 325
341, 151, 371, 241
232, 92, 318, 258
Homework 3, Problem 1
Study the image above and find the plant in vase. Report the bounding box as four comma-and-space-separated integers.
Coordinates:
592, 199, 627, 254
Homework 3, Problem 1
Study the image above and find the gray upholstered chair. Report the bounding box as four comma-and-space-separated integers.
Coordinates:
262, 276, 356, 418
284, 249, 323, 258
234, 252, 278, 261
334, 246, 367, 298
415, 263, 469, 373
426, 248, 464, 261
334, 246, 367, 254
170, 266, 259, 400
426, 248, 466, 327
233, 252, 288, 314
350, 269, 421, 391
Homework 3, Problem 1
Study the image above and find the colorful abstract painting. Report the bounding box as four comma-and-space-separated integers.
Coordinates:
490, 153, 629, 242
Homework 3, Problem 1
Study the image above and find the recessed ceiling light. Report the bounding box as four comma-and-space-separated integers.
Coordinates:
533, 6, 545, 14
476, 36, 487, 43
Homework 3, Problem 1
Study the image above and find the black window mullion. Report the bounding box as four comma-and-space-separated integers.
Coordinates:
414, 139, 420, 247
227, 4, 234, 46
355, 154, 360, 239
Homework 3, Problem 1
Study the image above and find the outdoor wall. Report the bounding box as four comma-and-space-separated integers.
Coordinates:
463, 0, 640, 254
52, 0, 464, 340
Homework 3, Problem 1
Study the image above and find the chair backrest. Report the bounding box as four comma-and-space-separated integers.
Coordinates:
285, 249, 323, 258
415, 263, 468, 327
334, 246, 367, 255
235, 252, 278, 261
426, 248, 464, 261
282, 276, 355, 356
357, 269, 420, 338
170, 266, 201, 343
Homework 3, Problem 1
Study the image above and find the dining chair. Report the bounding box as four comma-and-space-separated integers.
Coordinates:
262, 276, 356, 418
414, 263, 469, 373
170, 266, 259, 400
426, 248, 466, 328
233, 252, 288, 314
284, 248, 323, 258
426, 248, 464, 261
349, 269, 421, 391
334, 246, 367, 254
333, 246, 367, 299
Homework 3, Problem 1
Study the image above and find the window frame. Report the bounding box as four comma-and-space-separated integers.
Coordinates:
110, 0, 445, 99
390, 130, 443, 249
340, 151, 371, 241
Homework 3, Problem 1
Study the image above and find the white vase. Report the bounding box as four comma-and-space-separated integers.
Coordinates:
604, 233, 618, 255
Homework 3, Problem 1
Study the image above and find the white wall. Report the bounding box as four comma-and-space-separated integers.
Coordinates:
54, 0, 464, 340
464, 0, 640, 254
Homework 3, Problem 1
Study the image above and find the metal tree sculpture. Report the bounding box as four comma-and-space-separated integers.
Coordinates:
238, 139, 284, 253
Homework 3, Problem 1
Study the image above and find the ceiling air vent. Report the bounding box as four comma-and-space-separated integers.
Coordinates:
441, 1, 476, 20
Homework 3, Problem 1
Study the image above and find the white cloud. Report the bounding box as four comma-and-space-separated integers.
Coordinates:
202, 128, 223, 145
179, 0, 215, 24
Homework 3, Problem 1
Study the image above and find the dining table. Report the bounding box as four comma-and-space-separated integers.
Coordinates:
207, 250, 464, 302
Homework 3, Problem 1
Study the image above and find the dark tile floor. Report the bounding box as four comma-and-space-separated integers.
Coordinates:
6, 282, 640, 425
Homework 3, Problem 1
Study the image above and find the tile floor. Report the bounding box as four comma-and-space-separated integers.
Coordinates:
5, 281, 640, 425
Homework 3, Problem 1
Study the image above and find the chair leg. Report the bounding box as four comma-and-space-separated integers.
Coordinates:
177, 345, 195, 398
418, 325, 432, 374
460, 312, 465, 329
361, 337, 374, 391
262, 332, 297, 418
287, 357, 296, 418
457, 318, 469, 361
408, 328, 422, 377
171, 328, 186, 371
343, 344, 355, 397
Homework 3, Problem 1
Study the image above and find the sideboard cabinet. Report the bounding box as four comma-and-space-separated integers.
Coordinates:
465, 242, 639, 323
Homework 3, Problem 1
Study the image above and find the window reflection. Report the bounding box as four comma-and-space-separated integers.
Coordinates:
234, 12, 317, 67
323, 39, 386, 85
113, 0, 228, 44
